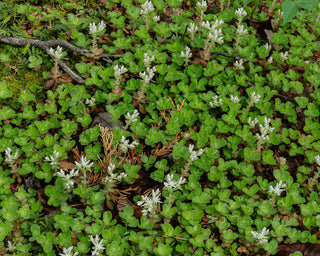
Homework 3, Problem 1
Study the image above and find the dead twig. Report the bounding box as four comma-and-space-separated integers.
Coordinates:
0, 35, 86, 84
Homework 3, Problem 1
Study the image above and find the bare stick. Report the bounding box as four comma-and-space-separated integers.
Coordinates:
0, 35, 86, 84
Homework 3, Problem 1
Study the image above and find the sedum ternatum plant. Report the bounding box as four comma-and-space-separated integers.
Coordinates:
1, 0, 320, 255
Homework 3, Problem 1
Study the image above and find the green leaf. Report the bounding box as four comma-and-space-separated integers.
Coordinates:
282, 0, 298, 25
296, 0, 318, 11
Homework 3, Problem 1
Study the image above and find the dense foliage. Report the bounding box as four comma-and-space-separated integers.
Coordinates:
0, 0, 320, 255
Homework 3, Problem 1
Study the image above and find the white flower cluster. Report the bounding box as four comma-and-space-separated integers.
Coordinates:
196, 0, 207, 10
49, 46, 63, 61
180, 46, 192, 59
236, 24, 248, 35
114, 65, 128, 81
75, 156, 94, 171
315, 155, 320, 166
85, 97, 96, 107
250, 92, 261, 105
251, 227, 270, 245
164, 174, 186, 191
187, 22, 199, 39
143, 52, 155, 67
280, 51, 289, 61
139, 66, 156, 84
268, 180, 286, 196
268, 56, 273, 64
264, 43, 272, 51
89, 21, 106, 35
234, 59, 244, 70
235, 7, 247, 21
201, 19, 224, 44
59, 246, 79, 256
209, 94, 223, 107
137, 188, 162, 216
89, 235, 105, 256
125, 109, 139, 124
141, 0, 154, 15
279, 157, 287, 166
104, 162, 127, 184
248, 117, 258, 128
230, 95, 240, 103
4, 147, 19, 165
57, 169, 79, 190
256, 117, 274, 143
119, 136, 139, 153
45, 150, 60, 169
188, 144, 204, 162
153, 16, 160, 22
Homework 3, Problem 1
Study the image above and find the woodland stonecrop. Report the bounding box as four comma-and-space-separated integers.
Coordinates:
59, 246, 79, 256
74, 155, 93, 188
234, 8, 248, 49
56, 169, 79, 192
89, 235, 105, 256
187, 22, 198, 40
201, 19, 224, 60
181, 144, 204, 177
89, 21, 106, 55
137, 188, 162, 224
140, 0, 155, 31
251, 227, 270, 245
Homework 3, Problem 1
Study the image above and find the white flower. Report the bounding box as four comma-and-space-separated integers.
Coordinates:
119, 136, 139, 153
248, 117, 258, 127
59, 246, 79, 256
56, 169, 79, 190
196, 0, 207, 10
209, 95, 222, 107
180, 46, 192, 58
267, 56, 273, 63
89, 235, 105, 255
315, 155, 320, 166
5, 147, 19, 165
164, 174, 186, 190
230, 95, 240, 103
137, 188, 162, 216
45, 150, 60, 168
235, 8, 247, 19
236, 24, 248, 35
125, 109, 139, 123
264, 43, 272, 51
201, 21, 211, 29
211, 19, 224, 29
75, 156, 93, 171
139, 66, 156, 84
85, 98, 96, 107
143, 53, 155, 67
7, 241, 16, 252
187, 23, 198, 33
153, 16, 160, 22
208, 28, 224, 44
188, 144, 204, 162
277, 9, 283, 17
114, 65, 128, 80
268, 180, 286, 196
141, 0, 154, 15
89, 21, 106, 34
250, 92, 261, 104
49, 46, 63, 60
251, 227, 270, 245
234, 59, 244, 70
280, 51, 289, 61
279, 157, 287, 166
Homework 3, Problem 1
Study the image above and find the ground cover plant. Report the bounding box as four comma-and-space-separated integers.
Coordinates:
0, 0, 320, 255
